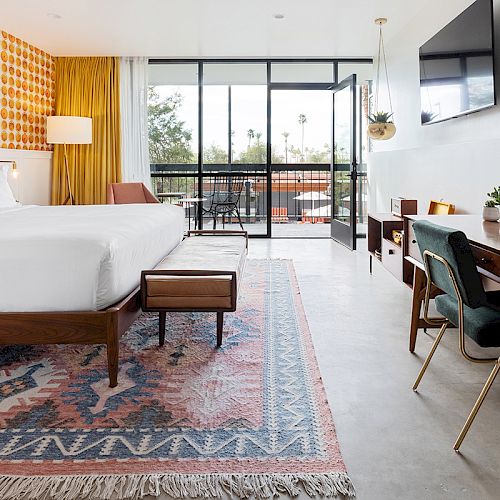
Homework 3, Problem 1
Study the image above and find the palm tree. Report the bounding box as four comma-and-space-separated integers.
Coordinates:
247, 129, 255, 148
290, 145, 301, 163
255, 132, 262, 146
282, 132, 290, 164
298, 114, 307, 157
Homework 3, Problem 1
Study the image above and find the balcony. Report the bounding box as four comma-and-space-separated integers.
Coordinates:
150, 163, 367, 237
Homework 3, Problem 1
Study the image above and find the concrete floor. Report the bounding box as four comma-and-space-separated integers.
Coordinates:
248, 238, 500, 500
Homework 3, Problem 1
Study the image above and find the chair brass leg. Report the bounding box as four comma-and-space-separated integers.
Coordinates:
454, 357, 500, 451
413, 321, 449, 391
409, 266, 426, 353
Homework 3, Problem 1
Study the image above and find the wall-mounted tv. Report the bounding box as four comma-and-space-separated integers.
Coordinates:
419, 0, 495, 125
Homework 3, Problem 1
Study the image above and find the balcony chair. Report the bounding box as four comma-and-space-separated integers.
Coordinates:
107, 182, 159, 204
203, 174, 245, 230
412, 220, 500, 451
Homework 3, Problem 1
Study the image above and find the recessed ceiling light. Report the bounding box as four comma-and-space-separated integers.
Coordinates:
273, 13, 285, 20
47, 12, 62, 20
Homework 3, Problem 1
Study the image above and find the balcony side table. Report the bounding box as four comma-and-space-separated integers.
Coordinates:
179, 197, 207, 230
157, 192, 186, 204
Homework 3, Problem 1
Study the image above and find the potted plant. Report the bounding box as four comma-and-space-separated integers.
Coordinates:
367, 111, 396, 140
421, 110, 436, 124
483, 186, 500, 222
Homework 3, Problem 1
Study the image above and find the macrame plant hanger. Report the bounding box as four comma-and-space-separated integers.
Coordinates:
368, 18, 396, 141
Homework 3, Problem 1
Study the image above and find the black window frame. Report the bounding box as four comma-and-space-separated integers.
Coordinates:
148, 58, 372, 238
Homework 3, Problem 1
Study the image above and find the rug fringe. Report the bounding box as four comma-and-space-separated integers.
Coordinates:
0, 472, 355, 500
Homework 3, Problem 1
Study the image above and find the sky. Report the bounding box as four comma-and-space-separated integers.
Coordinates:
153, 84, 352, 160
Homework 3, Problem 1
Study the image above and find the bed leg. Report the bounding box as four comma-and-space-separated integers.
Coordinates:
106, 319, 119, 388
159, 311, 166, 346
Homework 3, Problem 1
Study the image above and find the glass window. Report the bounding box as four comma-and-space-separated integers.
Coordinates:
203, 63, 266, 85
148, 63, 198, 85
203, 64, 267, 169
271, 63, 334, 83
337, 63, 372, 167
147, 64, 198, 167
231, 85, 267, 168
337, 62, 373, 84
202, 85, 229, 165
271, 89, 332, 164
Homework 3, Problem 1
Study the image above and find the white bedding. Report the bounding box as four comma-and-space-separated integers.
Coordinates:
0, 204, 185, 312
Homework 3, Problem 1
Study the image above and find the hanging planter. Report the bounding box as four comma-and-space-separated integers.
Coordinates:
367, 111, 396, 140
369, 18, 396, 141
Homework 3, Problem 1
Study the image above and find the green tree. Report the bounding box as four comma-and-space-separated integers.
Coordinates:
282, 131, 290, 164
334, 144, 349, 163
298, 113, 307, 156
148, 88, 195, 164
203, 143, 228, 163
235, 139, 283, 164
246, 129, 255, 148
306, 144, 331, 163
290, 145, 302, 163
238, 144, 266, 164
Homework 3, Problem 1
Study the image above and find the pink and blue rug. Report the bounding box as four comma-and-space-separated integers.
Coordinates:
0, 259, 354, 499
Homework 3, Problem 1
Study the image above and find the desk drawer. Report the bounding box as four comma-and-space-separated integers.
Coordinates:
407, 221, 422, 262
470, 244, 500, 277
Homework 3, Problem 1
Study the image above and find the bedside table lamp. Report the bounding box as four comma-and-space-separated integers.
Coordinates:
47, 116, 92, 205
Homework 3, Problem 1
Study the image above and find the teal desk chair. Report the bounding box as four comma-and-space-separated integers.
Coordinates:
412, 220, 500, 451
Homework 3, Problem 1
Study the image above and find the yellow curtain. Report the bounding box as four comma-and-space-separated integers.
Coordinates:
51, 57, 121, 205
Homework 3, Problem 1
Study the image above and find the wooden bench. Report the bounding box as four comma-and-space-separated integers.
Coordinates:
141, 230, 247, 346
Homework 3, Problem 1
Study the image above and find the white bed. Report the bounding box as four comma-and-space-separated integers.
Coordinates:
0, 204, 185, 312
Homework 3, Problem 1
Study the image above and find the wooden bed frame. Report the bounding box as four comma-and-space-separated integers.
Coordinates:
0, 287, 142, 387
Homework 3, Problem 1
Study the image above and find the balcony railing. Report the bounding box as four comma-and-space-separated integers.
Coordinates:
150, 163, 367, 236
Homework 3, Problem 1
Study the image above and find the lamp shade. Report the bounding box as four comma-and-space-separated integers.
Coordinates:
46, 116, 92, 144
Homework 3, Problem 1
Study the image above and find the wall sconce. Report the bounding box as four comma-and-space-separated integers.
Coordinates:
0, 160, 17, 173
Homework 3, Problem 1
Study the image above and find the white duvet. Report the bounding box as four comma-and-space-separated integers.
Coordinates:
0, 204, 185, 312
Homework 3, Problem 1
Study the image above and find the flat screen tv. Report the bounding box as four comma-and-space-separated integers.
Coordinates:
419, 0, 495, 125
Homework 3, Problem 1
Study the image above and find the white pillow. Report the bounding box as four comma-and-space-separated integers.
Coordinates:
0, 165, 18, 207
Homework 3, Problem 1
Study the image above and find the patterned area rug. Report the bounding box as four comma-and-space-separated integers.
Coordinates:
0, 259, 354, 500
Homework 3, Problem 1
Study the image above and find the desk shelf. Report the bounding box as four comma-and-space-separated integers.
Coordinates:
368, 213, 404, 280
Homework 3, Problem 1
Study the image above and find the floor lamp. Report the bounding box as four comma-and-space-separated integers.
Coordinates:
47, 116, 92, 205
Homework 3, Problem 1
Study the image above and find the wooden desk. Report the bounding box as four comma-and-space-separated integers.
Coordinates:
403, 215, 500, 352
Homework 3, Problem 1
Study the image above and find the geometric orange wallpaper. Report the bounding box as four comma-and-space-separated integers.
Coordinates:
0, 30, 55, 150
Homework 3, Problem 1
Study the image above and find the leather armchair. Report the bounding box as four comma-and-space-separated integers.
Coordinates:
107, 183, 159, 204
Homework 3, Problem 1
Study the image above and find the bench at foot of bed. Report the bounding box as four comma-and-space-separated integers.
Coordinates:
141, 230, 247, 347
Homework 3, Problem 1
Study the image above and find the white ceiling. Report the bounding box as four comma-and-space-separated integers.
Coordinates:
2, 0, 433, 58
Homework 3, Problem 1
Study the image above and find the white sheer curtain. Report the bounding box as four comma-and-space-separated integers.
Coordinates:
120, 57, 151, 186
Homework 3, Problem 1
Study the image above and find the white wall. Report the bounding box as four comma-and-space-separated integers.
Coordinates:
0, 149, 52, 205
368, 0, 500, 214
